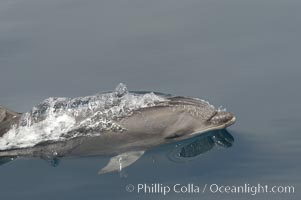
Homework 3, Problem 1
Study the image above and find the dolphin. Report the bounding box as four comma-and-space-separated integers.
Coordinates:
0, 83, 236, 174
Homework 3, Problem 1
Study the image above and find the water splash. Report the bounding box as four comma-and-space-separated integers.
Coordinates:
114, 83, 128, 97
0, 83, 168, 150
217, 105, 227, 112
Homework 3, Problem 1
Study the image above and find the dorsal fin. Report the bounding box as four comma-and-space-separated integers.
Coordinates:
0, 107, 6, 122
0, 105, 21, 137
0, 105, 20, 117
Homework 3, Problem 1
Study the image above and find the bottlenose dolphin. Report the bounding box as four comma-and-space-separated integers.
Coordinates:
0, 83, 236, 174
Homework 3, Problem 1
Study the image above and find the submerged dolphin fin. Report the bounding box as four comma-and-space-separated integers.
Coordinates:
98, 150, 144, 174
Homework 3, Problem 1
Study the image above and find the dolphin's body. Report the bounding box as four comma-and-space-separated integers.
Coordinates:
0, 84, 235, 173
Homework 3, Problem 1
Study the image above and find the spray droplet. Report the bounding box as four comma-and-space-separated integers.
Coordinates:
114, 83, 128, 98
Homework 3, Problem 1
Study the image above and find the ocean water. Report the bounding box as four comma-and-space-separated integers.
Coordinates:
0, 0, 300, 199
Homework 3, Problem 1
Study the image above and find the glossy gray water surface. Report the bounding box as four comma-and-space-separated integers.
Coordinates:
0, 0, 300, 199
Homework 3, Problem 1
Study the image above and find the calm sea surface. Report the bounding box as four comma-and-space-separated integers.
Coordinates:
0, 0, 300, 199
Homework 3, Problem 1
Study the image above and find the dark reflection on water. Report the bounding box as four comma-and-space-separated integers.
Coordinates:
168, 129, 234, 162
0, 156, 14, 166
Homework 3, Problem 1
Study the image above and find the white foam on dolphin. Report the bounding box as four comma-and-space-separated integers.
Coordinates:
0, 83, 168, 150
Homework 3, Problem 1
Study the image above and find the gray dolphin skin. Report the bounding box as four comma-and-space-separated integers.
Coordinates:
0, 84, 236, 174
